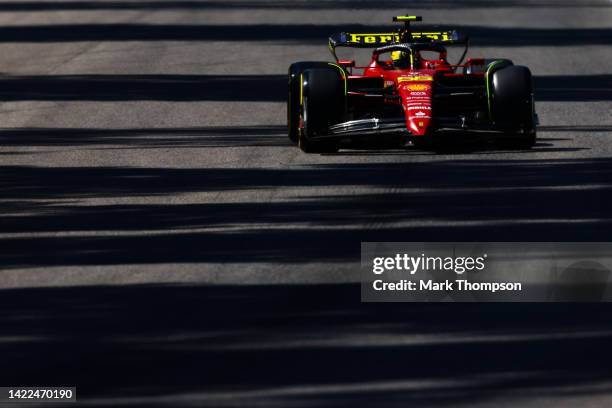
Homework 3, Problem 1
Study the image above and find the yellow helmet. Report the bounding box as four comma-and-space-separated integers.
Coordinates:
391, 50, 406, 62
390, 50, 411, 68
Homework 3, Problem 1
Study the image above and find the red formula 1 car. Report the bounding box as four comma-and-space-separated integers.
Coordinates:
287, 16, 537, 153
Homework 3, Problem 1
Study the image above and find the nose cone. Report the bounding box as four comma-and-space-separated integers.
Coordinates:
407, 115, 431, 135
396, 75, 433, 136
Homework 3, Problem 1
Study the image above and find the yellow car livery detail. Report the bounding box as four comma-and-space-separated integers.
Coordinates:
346, 31, 451, 45
406, 84, 430, 91
397, 75, 433, 83
412, 32, 452, 42
347, 33, 400, 45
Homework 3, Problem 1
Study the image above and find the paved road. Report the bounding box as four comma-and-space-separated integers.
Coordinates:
0, 0, 611, 406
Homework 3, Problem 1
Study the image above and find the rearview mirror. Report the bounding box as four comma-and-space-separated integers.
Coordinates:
337, 59, 355, 68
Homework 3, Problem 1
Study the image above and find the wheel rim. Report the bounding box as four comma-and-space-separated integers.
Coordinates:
298, 97, 308, 149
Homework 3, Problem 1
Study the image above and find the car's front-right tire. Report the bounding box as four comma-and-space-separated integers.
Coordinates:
287, 61, 331, 144
296, 67, 345, 153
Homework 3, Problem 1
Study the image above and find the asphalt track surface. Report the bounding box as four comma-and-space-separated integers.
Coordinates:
0, 0, 611, 407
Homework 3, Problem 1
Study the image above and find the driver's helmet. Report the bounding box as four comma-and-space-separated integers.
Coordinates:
390, 50, 410, 68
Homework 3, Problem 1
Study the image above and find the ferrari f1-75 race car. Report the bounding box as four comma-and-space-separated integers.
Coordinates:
287, 16, 537, 152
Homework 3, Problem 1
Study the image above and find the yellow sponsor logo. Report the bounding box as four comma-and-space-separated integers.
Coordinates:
348, 33, 400, 44
412, 31, 451, 41
406, 84, 429, 91
398, 75, 433, 83
346, 31, 451, 45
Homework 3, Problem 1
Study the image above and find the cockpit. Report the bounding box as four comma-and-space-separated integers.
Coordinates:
375, 43, 452, 71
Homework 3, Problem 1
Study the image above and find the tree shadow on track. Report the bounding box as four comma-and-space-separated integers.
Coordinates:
0, 25, 608, 46
535, 75, 612, 102
0, 75, 286, 102
538, 126, 612, 133
0, 156, 610, 268
0, 0, 607, 12
2, 283, 612, 407
2, 133, 611, 405
0, 74, 608, 102
0, 125, 289, 148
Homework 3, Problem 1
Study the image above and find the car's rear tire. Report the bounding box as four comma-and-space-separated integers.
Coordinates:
490, 65, 536, 149
287, 61, 330, 144
298, 67, 345, 153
